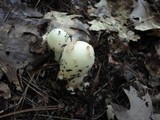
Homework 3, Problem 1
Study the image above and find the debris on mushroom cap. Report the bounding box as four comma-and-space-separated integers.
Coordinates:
46, 28, 72, 61
58, 41, 95, 80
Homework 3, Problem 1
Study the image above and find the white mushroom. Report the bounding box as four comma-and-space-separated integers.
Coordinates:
46, 28, 72, 61
58, 41, 95, 92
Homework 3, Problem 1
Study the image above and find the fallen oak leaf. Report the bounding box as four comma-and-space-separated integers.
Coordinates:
87, 0, 140, 42
43, 11, 90, 42
130, 0, 160, 31
112, 86, 155, 120
0, 34, 37, 91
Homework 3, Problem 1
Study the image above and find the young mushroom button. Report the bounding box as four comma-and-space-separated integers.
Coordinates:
46, 28, 72, 61
58, 41, 95, 80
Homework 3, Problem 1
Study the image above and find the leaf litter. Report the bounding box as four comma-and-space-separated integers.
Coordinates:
43, 11, 90, 42
112, 86, 155, 120
0, 0, 160, 119
129, 0, 160, 31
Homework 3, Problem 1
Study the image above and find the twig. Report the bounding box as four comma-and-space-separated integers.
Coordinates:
4, 5, 18, 22
93, 82, 108, 95
16, 74, 34, 109
90, 64, 102, 95
22, 77, 60, 103
0, 106, 62, 119
35, 0, 41, 8
93, 111, 106, 120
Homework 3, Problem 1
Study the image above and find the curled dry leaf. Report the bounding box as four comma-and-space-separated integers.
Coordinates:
0, 4, 45, 90
130, 0, 160, 31
0, 23, 38, 91
44, 11, 90, 41
88, 0, 140, 42
112, 86, 155, 120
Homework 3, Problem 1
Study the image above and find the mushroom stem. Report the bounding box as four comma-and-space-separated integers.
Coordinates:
54, 52, 62, 61
66, 74, 89, 94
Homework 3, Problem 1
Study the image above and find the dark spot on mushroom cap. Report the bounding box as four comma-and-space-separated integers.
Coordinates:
66, 69, 72, 72
78, 70, 82, 72
77, 73, 80, 77
71, 75, 76, 77
61, 44, 67, 48
72, 80, 75, 83
58, 31, 61, 35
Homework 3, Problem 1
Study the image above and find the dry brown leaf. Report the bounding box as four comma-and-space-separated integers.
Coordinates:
88, 0, 140, 42
0, 24, 37, 91
43, 11, 90, 42
112, 86, 155, 120
130, 0, 160, 31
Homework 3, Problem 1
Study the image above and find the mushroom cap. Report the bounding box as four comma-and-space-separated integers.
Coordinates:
58, 41, 95, 80
47, 28, 71, 52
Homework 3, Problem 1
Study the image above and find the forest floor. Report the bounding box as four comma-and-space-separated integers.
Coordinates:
0, 0, 160, 120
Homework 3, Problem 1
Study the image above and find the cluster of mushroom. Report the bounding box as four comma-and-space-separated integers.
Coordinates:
45, 28, 95, 94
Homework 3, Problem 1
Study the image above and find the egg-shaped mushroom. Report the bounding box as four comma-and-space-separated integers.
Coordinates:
58, 41, 95, 80
46, 28, 72, 61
